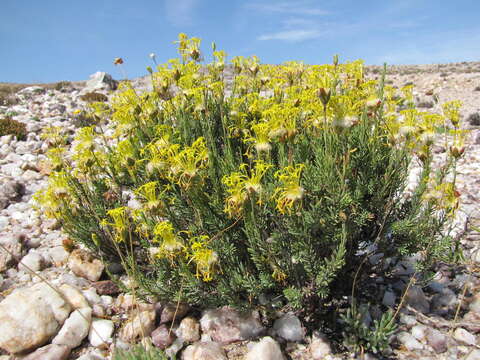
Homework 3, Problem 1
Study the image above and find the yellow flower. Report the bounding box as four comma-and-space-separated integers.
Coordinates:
188, 235, 218, 281
153, 221, 184, 257
273, 164, 305, 215
223, 160, 272, 218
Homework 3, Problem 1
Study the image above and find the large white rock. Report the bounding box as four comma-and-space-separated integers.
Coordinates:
84, 72, 117, 92
0, 283, 72, 353
52, 307, 92, 348
89, 318, 114, 347
273, 313, 305, 342
246, 337, 285, 360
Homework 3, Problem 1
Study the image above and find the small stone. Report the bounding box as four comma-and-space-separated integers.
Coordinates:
469, 292, 480, 314
411, 324, 427, 341
48, 246, 69, 266
68, 249, 104, 281
200, 306, 265, 344
405, 285, 430, 313
52, 307, 92, 348
182, 341, 227, 360
0, 236, 23, 272
426, 328, 447, 353
177, 317, 200, 343
273, 312, 305, 342
160, 302, 190, 324
59, 284, 90, 309
399, 314, 417, 327
151, 324, 176, 349
246, 336, 284, 360
89, 318, 114, 348
382, 290, 396, 307
120, 310, 156, 343
18, 251, 44, 272
397, 331, 424, 350
453, 328, 476, 346
92, 280, 120, 295
309, 331, 332, 359
22, 344, 71, 360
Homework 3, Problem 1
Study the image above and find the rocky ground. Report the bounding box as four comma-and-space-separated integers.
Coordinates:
0, 64, 479, 360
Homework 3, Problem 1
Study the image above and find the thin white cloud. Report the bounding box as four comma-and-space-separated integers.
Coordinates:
164, 0, 198, 27
247, 1, 329, 16
258, 29, 323, 42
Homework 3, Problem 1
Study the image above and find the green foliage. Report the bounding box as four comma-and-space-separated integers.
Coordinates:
54, 81, 72, 92
36, 35, 462, 341
113, 344, 169, 360
0, 116, 27, 140
80, 91, 109, 103
342, 303, 396, 355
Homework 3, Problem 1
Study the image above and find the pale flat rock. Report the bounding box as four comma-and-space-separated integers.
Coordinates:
52, 307, 92, 348
89, 318, 114, 348
22, 344, 71, 360
59, 284, 89, 309
67, 249, 104, 282
182, 341, 227, 360
453, 328, 476, 346
200, 306, 264, 344
119, 310, 156, 343
246, 337, 285, 360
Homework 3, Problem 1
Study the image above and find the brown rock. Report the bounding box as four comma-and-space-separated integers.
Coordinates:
160, 303, 190, 324
151, 324, 176, 349
92, 280, 120, 295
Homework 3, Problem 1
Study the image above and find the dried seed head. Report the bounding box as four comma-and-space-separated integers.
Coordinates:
114, 57, 124, 65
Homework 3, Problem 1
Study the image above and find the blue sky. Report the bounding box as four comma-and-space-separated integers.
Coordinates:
1, 0, 479, 83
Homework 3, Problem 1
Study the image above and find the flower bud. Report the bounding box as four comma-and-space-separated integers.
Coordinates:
113, 57, 124, 65
317, 88, 331, 107
449, 145, 465, 158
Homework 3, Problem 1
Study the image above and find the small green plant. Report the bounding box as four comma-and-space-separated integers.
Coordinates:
113, 344, 169, 360
80, 92, 108, 103
0, 117, 27, 140
54, 81, 71, 92
341, 303, 396, 355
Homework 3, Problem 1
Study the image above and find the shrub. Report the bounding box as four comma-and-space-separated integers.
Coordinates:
36, 34, 462, 331
0, 117, 27, 140
80, 91, 109, 103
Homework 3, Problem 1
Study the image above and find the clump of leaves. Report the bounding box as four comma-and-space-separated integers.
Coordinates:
80, 91, 108, 103
35, 34, 463, 348
113, 344, 169, 360
341, 303, 396, 355
0, 117, 27, 140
